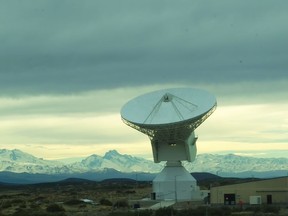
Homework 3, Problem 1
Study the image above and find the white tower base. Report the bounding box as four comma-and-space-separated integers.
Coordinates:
152, 161, 202, 201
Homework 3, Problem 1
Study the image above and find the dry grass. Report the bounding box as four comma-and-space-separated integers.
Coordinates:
0, 180, 152, 216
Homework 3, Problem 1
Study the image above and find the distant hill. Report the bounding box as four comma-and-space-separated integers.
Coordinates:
0, 169, 156, 185
191, 172, 221, 181
58, 177, 97, 184
101, 178, 137, 184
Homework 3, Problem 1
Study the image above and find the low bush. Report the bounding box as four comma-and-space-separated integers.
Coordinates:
1, 201, 12, 209
99, 198, 113, 206
64, 199, 83, 205
155, 207, 176, 216
262, 205, 280, 213
137, 209, 153, 216
108, 211, 134, 216
114, 199, 129, 208
46, 203, 65, 212
246, 205, 280, 214
11, 199, 24, 204
12, 209, 65, 216
153, 206, 231, 216
208, 206, 231, 216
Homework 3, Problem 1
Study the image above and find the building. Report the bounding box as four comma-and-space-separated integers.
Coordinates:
210, 177, 288, 205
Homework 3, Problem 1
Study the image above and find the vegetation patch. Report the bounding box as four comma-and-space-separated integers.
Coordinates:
46, 203, 65, 213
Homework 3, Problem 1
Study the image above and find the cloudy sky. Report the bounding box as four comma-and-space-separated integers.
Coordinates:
0, 1, 287, 160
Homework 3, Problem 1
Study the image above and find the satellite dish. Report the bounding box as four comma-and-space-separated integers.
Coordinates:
121, 88, 216, 130
121, 87, 217, 201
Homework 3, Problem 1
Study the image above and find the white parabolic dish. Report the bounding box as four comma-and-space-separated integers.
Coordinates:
121, 88, 217, 128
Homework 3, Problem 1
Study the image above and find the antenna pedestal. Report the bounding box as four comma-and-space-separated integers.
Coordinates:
152, 161, 202, 201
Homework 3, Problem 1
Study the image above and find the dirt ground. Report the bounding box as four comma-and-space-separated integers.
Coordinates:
0, 180, 151, 216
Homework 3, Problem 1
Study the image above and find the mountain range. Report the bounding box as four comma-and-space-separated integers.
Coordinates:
0, 149, 287, 184
0, 149, 162, 174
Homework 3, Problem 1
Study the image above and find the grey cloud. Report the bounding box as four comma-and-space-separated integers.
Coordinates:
1, 0, 288, 95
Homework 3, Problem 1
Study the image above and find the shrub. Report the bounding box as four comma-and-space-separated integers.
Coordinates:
46, 203, 65, 212
114, 199, 129, 208
12, 209, 60, 216
177, 207, 206, 216
99, 198, 113, 206
12, 209, 31, 216
155, 207, 176, 216
17, 203, 27, 209
11, 199, 24, 204
30, 202, 41, 209
1, 201, 12, 209
245, 205, 279, 214
176, 206, 232, 216
245, 205, 261, 213
64, 199, 83, 205
108, 211, 134, 216
208, 206, 232, 216
136, 209, 153, 216
262, 205, 280, 213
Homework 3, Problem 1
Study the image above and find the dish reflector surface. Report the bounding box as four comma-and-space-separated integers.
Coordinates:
121, 88, 216, 126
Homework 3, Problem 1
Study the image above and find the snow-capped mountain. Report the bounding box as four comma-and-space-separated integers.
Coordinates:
184, 154, 288, 174
70, 150, 162, 173
0, 149, 287, 178
0, 149, 40, 163
0, 149, 162, 174
0, 149, 69, 174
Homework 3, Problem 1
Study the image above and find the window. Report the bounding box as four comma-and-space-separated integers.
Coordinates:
224, 194, 236, 205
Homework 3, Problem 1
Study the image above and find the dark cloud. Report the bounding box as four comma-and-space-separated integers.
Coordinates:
1, 0, 288, 95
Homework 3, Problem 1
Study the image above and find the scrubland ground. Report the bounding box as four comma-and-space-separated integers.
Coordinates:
0, 180, 151, 216
0, 180, 287, 216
